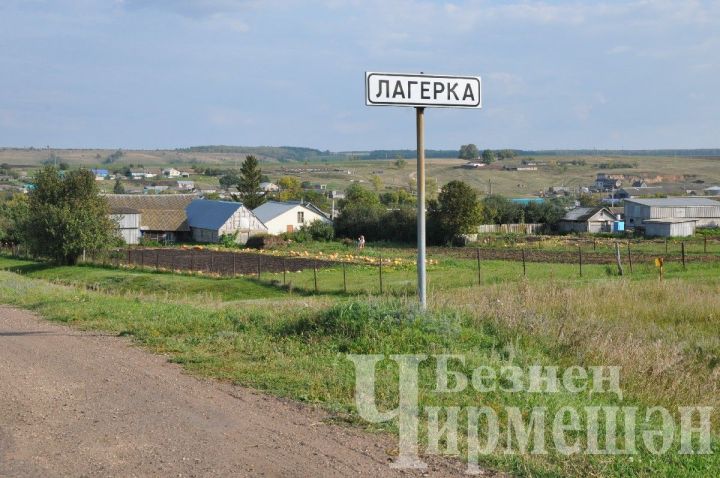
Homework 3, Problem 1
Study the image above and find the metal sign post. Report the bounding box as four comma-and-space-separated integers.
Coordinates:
365, 72, 482, 309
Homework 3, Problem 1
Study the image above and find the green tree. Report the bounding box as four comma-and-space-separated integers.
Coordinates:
428, 180, 482, 244
459, 144, 480, 160
334, 184, 385, 240
237, 155, 265, 209
113, 177, 125, 194
370, 174, 383, 191
0, 194, 29, 244
26, 166, 116, 264
219, 173, 241, 189
481, 149, 496, 164
277, 176, 302, 201
394, 157, 407, 169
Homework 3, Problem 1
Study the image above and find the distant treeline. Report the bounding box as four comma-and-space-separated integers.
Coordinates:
518, 149, 720, 157
176, 145, 344, 162
181, 147, 720, 160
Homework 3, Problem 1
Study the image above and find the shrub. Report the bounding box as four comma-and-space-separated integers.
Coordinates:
219, 232, 239, 247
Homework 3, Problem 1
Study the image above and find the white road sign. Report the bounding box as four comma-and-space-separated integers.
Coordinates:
365, 72, 482, 108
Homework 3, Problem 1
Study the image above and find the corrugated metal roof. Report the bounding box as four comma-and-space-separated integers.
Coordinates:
253, 201, 298, 224
106, 194, 196, 231
561, 207, 612, 222
186, 199, 243, 230
625, 197, 720, 207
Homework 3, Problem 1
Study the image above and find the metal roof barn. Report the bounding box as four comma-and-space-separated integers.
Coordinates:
624, 197, 720, 230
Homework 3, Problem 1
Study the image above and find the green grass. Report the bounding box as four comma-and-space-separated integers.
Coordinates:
0, 256, 286, 301
1, 254, 719, 476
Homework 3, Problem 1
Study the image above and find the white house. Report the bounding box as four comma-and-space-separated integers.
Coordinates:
177, 180, 195, 191
259, 182, 279, 192
163, 168, 181, 178
186, 199, 267, 244
253, 201, 332, 235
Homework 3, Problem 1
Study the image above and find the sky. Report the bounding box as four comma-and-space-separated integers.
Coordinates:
0, 0, 718, 151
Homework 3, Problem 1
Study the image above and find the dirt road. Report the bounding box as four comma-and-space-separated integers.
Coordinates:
0, 306, 470, 477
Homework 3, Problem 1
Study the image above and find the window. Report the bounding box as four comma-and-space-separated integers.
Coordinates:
297, 211, 304, 223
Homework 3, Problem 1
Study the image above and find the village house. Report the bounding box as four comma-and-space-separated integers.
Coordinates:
162, 168, 181, 178
91, 169, 109, 181
177, 180, 195, 191
185, 199, 267, 244
259, 182, 279, 192
106, 194, 197, 243
252, 200, 332, 235
558, 207, 618, 234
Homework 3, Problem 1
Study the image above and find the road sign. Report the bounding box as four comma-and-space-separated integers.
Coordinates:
365, 72, 481, 108
365, 71, 482, 310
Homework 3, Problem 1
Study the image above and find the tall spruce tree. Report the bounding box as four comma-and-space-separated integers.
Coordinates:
237, 155, 266, 209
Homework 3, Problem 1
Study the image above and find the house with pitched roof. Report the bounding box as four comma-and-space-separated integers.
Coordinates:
106, 194, 197, 243
185, 199, 267, 244
252, 201, 332, 235
558, 207, 618, 233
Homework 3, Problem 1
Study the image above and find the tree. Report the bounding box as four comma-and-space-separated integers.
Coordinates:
394, 158, 407, 169
459, 144, 480, 160
277, 176, 302, 201
236, 155, 265, 209
370, 174, 383, 191
25, 166, 116, 264
496, 149, 516, 160
219, 173, 240, 189
428, 181, 482, 244
481, 149, 496, 164
113, 178, 125, 194
334, 184, 385, 240
0, 194, 29, 244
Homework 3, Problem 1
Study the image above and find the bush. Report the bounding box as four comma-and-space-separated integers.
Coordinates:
219, 232, 239, 247
304, 220, 334, 241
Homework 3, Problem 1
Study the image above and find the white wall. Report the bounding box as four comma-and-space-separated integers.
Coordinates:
263, 205, 331, 235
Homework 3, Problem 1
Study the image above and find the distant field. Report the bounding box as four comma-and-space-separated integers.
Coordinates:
2, 147, 719, 197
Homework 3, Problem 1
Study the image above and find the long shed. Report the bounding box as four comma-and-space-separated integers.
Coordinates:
624, 198, 720, 229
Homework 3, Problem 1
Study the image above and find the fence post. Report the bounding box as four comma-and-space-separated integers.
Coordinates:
665, 238, 668, 254
704, 236, 707, 254
615, 242, 624, 276
627, 241, 633, 274
210, 254, 214, 273
156, 251, 160, 271
233, 253, 237, 276
593, 239, 596, 251
578, 246, 583, 277
170, 253, 175, 272
140, 249, 144, 270
476, 248, 482, 285
313, 260, 318, 293
257, 254, 261, 280
521, 248, 526, 277
190, 251, 194, 272
681, 241, 686, 269
379, 255, 383, 294
283, 257, 287, 285
342, 261, 347, 293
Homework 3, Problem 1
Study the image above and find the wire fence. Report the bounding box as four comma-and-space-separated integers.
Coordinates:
2, 241, 718, 296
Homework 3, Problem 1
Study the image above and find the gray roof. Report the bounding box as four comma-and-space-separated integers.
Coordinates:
561, 207, 614, 222
186, 199, 244, 230
625, 197, 720, 207
253, 201, 330, 224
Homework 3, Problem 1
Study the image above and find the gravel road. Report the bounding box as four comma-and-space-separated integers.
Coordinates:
0, 306, 473, 477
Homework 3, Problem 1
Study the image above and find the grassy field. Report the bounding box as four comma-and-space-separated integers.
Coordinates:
3, 147, 720, 197
1, 251, 719, 476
